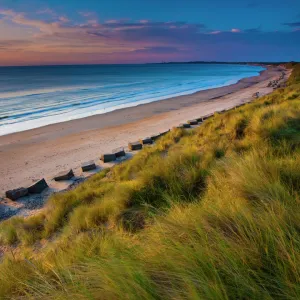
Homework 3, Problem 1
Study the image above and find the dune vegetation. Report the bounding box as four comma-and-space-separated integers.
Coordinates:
0, 64, 299, 299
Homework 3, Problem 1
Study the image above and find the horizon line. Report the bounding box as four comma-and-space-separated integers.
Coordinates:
0, 60, 297, 68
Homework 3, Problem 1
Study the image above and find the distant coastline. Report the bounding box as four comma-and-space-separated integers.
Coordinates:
0, 61, 297, 69
151, 61, 296, 66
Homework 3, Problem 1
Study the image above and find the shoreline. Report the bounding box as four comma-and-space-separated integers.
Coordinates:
0, 65, 265, 137
0, 66, 268, 141
0, 65, 289, 219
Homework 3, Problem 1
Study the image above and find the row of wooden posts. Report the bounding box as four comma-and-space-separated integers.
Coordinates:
4, 104, 249, 201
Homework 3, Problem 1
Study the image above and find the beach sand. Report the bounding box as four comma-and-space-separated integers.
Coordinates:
0, 65, 289, 218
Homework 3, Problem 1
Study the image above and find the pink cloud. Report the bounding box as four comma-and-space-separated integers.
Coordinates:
231, 28, 241, 33
209, 30, 222, 35
36, 8, 56, 16
59, 16, 69, 23
79, 11, 95, 18
87, 19, 98, 26
105, 19, 119, 24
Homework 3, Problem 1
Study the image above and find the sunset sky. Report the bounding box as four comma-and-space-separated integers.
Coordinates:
0, 0, 299, 66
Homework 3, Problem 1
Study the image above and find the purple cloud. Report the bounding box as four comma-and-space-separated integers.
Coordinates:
134, 46, 179, 54
283, 22, 300, 27
244, 27, 262, 33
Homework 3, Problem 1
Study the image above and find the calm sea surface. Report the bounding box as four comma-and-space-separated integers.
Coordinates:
0, 64, 264, 136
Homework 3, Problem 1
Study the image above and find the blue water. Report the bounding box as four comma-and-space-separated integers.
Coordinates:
0, 64, 264, 136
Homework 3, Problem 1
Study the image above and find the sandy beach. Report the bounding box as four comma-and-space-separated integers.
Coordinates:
0, 65, 288, 215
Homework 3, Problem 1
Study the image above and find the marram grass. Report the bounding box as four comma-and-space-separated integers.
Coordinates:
0, 65, 300, 299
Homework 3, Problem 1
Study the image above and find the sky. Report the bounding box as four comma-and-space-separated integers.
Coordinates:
0, 0, 299, 66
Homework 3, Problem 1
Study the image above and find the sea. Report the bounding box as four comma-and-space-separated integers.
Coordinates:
0, 64, 265, 136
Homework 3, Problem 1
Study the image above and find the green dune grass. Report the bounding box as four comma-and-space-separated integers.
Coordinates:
0, 64, 299, 299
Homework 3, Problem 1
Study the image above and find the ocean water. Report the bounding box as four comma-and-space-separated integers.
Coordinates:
0, 64, 264, 136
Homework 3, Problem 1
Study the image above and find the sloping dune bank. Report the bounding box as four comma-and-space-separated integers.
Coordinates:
0, 65, 289, 219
